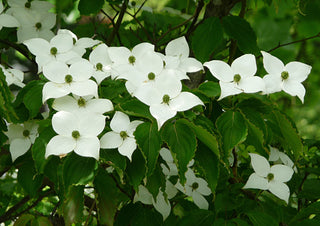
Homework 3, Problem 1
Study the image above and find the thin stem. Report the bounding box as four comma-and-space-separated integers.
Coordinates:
0, 196, 30, 222
134, 0, 148, 16
84, 199, 96, 226
186, 0, 204, 39
0, 39, 35, 64
125, 10, 153, 42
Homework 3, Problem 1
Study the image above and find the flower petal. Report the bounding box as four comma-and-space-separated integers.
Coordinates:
52, 111, 79, 136
262, 74, 282, 94
261, 51, 284, 75
285, 62, 311, 83
239, 76, 265, 93
153, 191, 171, 220
243, 173, 268, 190
204, 60, 234, 82
42, 82, 70, 102
86, 98, 113, 114
192, 191, 209, 210
70, 59, 94, 81
127, 120, 143, 137
270, 165, 294, 183
108, 46, 131, 65
150, 103, 177, 129
52, 95, 78, 112
43, 61, 68, 83
100, 131, 123, 149
0, 14, 20, 27
179, 57, 203, 73
195, 177, 211, 196
118, 137, 137, 161
110, 111, 130, 133
10, 138, 31, 161
50, 33, 73, 53
268, 181, 290, 203
132, 42, 154, 59
165, 36, 189, 59
79, 114, 105, 136
23, 38, 50, 56
134, 185, 153, 205
70, 80, 98, 98
269, 146, 280, 161
282, 80, 306, 103
45, 135, 76, 158
249, 153, 270, 177
169, 92, 204, 112
74, 137, 100, 160
218, 81, 242, 100
231, 54, 257, 78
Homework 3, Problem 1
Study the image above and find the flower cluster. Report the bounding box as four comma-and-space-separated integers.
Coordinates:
204, 52, 312, 102
134, 148, 211, 220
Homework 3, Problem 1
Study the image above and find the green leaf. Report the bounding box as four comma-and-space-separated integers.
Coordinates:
299, 179, 320, 200
23, 80, 44, 118
14, 214, 34, 226
222, 16, 260, 55
145, 164, 165, 199
161, 119, 197, 184
197, 81, 220, 98
62, 153, 97, 190
134, 122, 162, 176
63, 185, 84, 225
17, 159, 43, 197
126, 150, 146, 191
246, 211, 278, 226
273, 111, 303, 159
119, 99, 153, 121
291, 202, 320, 222
192, 16, 224, 62
32, 125, 55, 173
78, 0, 105, 15
100, 149, 127, 172
195, 142, 219, 193
94, 168, 128, 225
177, 209, 215, 226
216, 111, 248, 157
180, 119, 219, 157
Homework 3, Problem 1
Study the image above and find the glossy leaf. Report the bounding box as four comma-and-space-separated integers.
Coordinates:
63, 185, 84, 225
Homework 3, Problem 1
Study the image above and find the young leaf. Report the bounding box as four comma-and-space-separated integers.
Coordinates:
216, 111, 248, 157
134, 122, 162, 177
23, 80, 44, 119
161, 119, 197, 184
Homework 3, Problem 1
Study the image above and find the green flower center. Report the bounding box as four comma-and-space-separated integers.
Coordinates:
148, 72, 155, 80
120, 131, 128, 139
128, 55, 136, 65
23, 129, 30, 137
281, 71, 289, 80
77, 97, 86, 107
96, 63, 103, 71
50, 47, 57, 56
233, 74, 241, 83
192, 182, 199, 190
267, 173, 274, 182
35, 22, 42, 30
162, 94, 170, 104
72, 130, 80, 139
25, 2, 31, 8
65, 74, 73, 83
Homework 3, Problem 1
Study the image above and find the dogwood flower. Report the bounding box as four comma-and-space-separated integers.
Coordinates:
175, 168, 211, 209
100, 111, 143, 160
0, 65, 24, 87
52, 95, 113, 116
269, 146, 297, 172
42, 59, 97, 102
261, 51, 312, 103
45, 111, 105, 160
88, 43, 113, 84
243, 153, 294, 203
5, 121, 38, 162
0, 1, 20, 31
204, 54, 265, 100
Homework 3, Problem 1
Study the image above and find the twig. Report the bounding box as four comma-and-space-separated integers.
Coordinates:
0, 39, 35, 64
134, 0, 148, 16
0, 196, 30, 222
185, 0, 204, 39
107, 0, 129, 45
84, 198, 96, 226
125, 10, 153, 42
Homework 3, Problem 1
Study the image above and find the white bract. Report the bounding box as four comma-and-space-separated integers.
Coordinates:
5, 121, 38, 162
45, 111, 105, 160
269, 146, 297, 172
0, 1, 20, 31
0, 65, 24, 87
52, 95, 113, 116
261, 51, 312, 103
42, 59, 97, 102
175, 168, 211, 209
100, 111, 143, 161
204, 54, 265, 100
243, 153, 294, 203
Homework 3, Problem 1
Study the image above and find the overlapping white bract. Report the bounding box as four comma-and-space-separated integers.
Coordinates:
0, 65, 24, 87
0, 0, 20, 31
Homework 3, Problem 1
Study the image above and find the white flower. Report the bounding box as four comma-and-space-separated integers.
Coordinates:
243, 153, 294, 203
88, 43, 113, 84
269, 146, 297, 172
0, 65, 24, 87
261, 51, 311, 103
162, 36, 203, 80
45, 111, 105, 160
0, 1, 20, 31
175, 168, 211, 209
42, 59, 97, 102
5, 121, 38, 162
23, 33, 81, 72
100, 111, 143, 161
52, 95, 113, 116
204, 54, 265, 100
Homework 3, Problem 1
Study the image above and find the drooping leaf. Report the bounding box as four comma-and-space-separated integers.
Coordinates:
192, 16, 224, 62
23, 80, 44, 118
63, 185, 84, 225
126, 150, 146, 191
216, 111, 248, 157
222, 16, 260, 55
161, 119, 197, 184
134, 122, 162, 176
94, 168, 128, 225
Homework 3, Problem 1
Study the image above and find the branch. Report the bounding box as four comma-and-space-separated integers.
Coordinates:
125, 10, 153, 42
134, 0, 148, 16
0, 39, 35, 64
107, 0, 129, 45
0, 196, 30, 222
185, 0, 204, 39
266, 32, 320, 54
